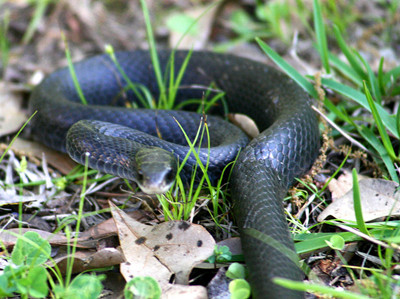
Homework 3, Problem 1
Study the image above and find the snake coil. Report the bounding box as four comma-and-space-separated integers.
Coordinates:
30, 50, 320, 298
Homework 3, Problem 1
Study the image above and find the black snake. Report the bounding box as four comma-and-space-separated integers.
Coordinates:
29, 50, 320, 298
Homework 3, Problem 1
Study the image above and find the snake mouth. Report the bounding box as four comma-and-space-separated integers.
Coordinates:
137, 180, 174, 194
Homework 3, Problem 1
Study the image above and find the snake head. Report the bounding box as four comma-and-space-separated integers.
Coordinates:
135, 147, 177, 194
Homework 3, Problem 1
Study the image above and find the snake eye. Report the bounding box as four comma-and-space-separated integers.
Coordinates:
136, 169, 144, 182
165, 168, 175, 183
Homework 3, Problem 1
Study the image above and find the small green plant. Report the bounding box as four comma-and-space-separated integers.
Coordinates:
229, 278, 251, 299
207, 245, 232, 264
226, 262, 247, 280
124, 276, 161, 299
0, 231, 50, 298
226, 263, 251, 299
52, 274, 104, 299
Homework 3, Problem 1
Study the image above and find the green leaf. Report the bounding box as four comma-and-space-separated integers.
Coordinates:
0, 273, 15, 297
11, 231, 50, 266
207, 245, 233, 263
229, 279, 251, 299
26, 267, 48, 298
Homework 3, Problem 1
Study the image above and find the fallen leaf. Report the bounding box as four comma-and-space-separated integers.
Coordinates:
229, 114, 259, 138
162, 284, 208, 299
110, 201, 215, 287
318, 178, 400, 222
0, 82, 27, 137
0, 187, 40, 206
328, 171, 367, 200
51, 247, 124, 274
8, 139, 77, 175
168, 4, 219, 49
1, 228, 106, 248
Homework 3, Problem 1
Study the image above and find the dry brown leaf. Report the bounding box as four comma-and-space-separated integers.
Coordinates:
1, 228, 101, 248
328, 171, 367, 200
0, 82, 27, 137
229, 114, 259, 138
51, 248, 124, 274
110, 201, 215, 287
168, 4, 219, 49
80, 210, 152, 241
318, 178, 400, 222
9, 139, 77, 175
327, 171, 354, 200
162, 284, 208, 299
110, 201, 171, 286
0, 187, 41, 206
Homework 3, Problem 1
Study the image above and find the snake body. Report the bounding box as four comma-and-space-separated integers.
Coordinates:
29, 50, 320, 298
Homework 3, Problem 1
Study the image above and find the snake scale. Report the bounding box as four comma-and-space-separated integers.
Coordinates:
29, 50, 320, 298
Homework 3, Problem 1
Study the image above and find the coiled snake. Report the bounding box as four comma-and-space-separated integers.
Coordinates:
29, 50, 320, 298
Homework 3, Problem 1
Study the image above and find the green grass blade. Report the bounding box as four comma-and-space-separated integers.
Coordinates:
328, 53, 363, 86
324, 97, 353, 124
356, 52, 382, 102
22, 0, 51, 44
167, 50, 194, 110
105, 45, 154, 108
62, 33, 87, 105
0, 9, 10, 78
244, 228, 300, 267
139, 0, 166, 105
332, 24, 366, 80
377, 57, 386, 97
295, 232, 358, 254
359, 126, 398, 183
0, 112, 37, 163
256, 38, 318, 98
273, 278, 370, 299
352, 168, 370, 236
363, 81, 397, 161
383, 65, 400, 88
321, 78, 398, 138
395, 83, 400, 136
313, 0, 330, 74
